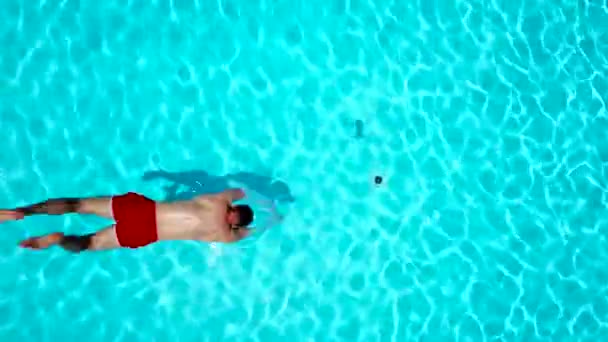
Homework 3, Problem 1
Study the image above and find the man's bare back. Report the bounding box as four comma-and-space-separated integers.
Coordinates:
0, 188, 254, 252
157, 191, 251, 242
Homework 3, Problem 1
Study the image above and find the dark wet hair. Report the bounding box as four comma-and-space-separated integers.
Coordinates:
234, 204, 254, 227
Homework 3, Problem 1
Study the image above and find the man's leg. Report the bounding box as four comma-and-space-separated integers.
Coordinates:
19, 225, 121, 252
0, 196, 114, 222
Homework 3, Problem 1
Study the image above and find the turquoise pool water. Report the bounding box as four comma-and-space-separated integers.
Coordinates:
1, 0, 608, 340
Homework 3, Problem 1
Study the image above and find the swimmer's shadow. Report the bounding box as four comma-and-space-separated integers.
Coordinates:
142, 169, 295, 204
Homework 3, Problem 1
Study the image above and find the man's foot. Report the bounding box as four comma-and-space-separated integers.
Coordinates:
0, 210, 24, 222
19, 233, 64, 250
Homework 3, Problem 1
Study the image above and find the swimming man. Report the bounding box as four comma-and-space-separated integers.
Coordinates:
0, 189, 254, 252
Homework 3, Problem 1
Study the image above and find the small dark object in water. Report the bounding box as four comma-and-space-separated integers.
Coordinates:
374, 176, 383, 185
355, 119, 364, 138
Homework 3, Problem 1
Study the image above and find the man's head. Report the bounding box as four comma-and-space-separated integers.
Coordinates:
227, 204, 254, 227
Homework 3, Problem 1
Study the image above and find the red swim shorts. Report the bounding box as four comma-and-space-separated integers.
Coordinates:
111, 192, 158, 248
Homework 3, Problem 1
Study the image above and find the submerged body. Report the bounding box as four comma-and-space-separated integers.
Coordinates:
0, 188, 254, 252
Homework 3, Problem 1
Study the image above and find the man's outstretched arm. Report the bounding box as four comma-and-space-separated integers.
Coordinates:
225, 227, 252, 243
193, 188, 246, 205
219, 188, 246, 202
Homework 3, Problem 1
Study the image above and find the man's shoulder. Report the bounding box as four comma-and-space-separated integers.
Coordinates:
195, 188, 244, 204
193, 194, 216, 204
190, 196, 229, 216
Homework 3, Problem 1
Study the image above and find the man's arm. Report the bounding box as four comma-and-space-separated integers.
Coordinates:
219, 188, 246, 202
226, 227, 252, 243
194, 188, 245, 204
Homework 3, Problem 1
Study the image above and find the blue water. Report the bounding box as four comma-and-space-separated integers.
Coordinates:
1, 0, 608, 341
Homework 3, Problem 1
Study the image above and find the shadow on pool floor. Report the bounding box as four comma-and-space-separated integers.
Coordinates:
142, 169, 295, 204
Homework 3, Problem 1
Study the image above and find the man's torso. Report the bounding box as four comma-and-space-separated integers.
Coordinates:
153, 196, 229, 242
